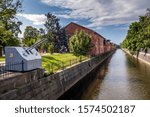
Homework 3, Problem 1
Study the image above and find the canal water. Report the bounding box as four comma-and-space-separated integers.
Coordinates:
59, 49, 150, 100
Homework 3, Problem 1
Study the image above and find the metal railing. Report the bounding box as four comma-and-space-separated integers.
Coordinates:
44, 52, 112, 74
0, 61, 24, 79
45, 56, 89, 74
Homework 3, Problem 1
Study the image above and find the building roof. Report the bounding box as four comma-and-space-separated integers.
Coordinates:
64, 22, 105, 40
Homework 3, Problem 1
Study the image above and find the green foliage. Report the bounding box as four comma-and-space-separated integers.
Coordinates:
24, 13, 67, 52
23, 26, 40, 47
45, 13, 60, 35
44, 13, 67, 52
48, 43, 54, 54
69, 30, 92, 56
122, 8, 150, 54
0, 0, 22, 55
44, 13, 60, 44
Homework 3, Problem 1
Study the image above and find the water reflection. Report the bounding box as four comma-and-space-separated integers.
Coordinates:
81, 49, 150, 100
59, 49, 150, 100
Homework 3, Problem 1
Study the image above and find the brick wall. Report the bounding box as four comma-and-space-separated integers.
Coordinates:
64, 22, 105, 56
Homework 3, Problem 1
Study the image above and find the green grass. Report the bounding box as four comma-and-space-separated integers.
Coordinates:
42, 53, 88, 73
0, 57, 5, 62
0, 53, 88, 73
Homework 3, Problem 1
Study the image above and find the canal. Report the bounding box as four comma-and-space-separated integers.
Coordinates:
59, 49, 150, 100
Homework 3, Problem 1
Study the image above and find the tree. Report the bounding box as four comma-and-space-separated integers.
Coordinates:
122, 8, 150, 55
23, 26, 40, 47
44, 13, 67, 52
44, 13, 60, 44
45, 13, 61, 35
0, 0, 22, 56
69, 30, 92, 57
59, 28, 68, 51
48, 43, 54, 54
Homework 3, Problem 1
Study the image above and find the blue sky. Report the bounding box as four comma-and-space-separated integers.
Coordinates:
17, 0, 150, 44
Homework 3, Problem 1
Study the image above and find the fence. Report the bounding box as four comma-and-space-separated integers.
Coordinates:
44, 52, 111, 74
0, 52, 111, 78
45, 56, 89, 74
0, 61, 24, 79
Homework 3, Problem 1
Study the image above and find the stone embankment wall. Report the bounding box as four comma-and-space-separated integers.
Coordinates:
0, 51, 115, 100
123, 49, 150, 66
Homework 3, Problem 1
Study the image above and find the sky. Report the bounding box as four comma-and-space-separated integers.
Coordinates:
17, 0, 150, 44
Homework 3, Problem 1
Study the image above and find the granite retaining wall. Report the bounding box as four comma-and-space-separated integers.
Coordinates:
0, 51, 115, 100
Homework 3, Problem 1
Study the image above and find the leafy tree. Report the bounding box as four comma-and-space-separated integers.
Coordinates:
48, 43, 54, 54
44, 13, 60, 44
122, 8, 150, 55
23, 26, 40, 47
59, 28, 68, 50
0, 0, 22, 56
44, 13, 67, 52
21, 13, 67, 53
69, 30, 92, 57
45, 13, 61, 35
40, 31, 53, 52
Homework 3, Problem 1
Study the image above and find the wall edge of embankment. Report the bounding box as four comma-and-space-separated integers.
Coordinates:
0, 50, 116, 100
122, 48, 150, 66
63, 50, 116, 93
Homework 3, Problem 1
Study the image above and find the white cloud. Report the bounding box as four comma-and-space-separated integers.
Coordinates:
17, 13, 72, 25
17, 14, 46, 25
41, 0, 150, 28
55, 14, 71, 19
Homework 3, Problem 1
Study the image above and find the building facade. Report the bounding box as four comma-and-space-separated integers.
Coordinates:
64, 22, 114, 56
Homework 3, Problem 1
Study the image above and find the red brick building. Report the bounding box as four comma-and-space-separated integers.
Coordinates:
104, 40, 111, 53
64, 22, 113, 56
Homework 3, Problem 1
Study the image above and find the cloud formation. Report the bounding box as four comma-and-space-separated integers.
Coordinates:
18, 0, 150, 28
17, 13, 71, 25
17, 14, 46, 25
41, 0, 150, 28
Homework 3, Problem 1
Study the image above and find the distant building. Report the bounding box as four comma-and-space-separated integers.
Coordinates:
64, 22, 107, 56
64, 22, 116, 56
104, 40, 111, 53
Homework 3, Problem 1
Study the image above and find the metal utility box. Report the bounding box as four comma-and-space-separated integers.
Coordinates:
5, 47, 42, 71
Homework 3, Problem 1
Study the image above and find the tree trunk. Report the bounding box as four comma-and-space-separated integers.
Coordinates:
136, 50, 139, 58
0, 47, 3, 57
